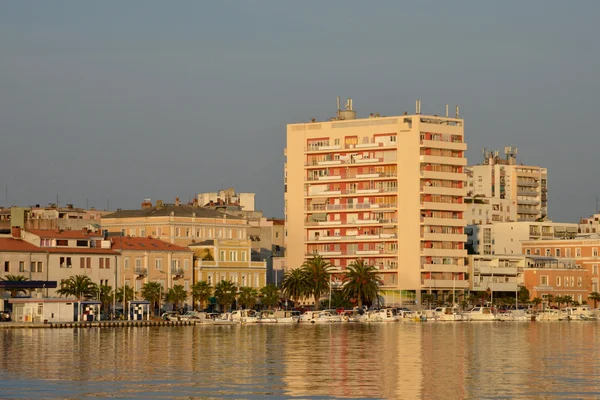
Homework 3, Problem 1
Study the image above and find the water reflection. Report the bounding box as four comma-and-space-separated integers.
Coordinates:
1, 323, 599, 399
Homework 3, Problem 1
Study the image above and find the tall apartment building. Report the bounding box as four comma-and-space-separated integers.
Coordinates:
285, 99, 468, 303
467, 147, 547, 222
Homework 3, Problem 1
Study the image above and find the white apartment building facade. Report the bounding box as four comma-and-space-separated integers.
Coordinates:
468, 148, 547, 222
285, 99, 468, 303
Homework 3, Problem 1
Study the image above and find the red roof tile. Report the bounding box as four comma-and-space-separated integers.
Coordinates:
0, 238, 46, 253
26, 229, 102, 240
46, 248, 117, 255
110, 237, 192, 252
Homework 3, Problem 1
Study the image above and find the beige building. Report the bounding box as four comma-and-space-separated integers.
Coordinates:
468, 147, 547, 222
198, 188, 256, 212
109, 236, 194, 304
190, 239, 267, 289
101, 198, 248, 247
285, 99, 468, 302
468, 221, 578, 255
469, 254, 525, 294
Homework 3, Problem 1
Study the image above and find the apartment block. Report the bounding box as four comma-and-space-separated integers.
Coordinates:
101, 198, 248, 247
469, 254, 525, 294
521, 256, 590, 304
468, 221, 578, 255
285, 99, 468, 302
467, 147, 547, 222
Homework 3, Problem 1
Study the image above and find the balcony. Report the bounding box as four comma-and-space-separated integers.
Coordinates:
421, 264, 468, 273
420, 248, 466, 257
474, 266, 518, 275
134, 267, 147, 278
420, 139, 467, 151
306, 203, 398, 212
517, 207, 538, 214
420, 170, 466, 181
516, 180, 539, 187
517, 190, 539, 196
472, 281, 518, 292
305, 141, 395, 153
421, 279, 469, 289
517, 199, 540, 205
307, 188, 397, 197
308, 233, 398, 242
421, 232, 467, 242
306, 249, 397, 257
419, 155, 467, 166
171, 267, 185, 279
420, 186, 467, 197
421, 217, 465, 227
421, 202, 465, 212
305, 157, 390, 167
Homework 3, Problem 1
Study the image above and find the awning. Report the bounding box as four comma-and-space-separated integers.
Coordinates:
311, 198, 327, 205
310, 213, 327, 222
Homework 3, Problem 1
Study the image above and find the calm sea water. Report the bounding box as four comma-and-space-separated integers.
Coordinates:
1, 322, 599, 399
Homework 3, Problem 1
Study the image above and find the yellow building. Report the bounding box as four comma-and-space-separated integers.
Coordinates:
110, 236, 194, 304
285, 99, 468, 303
101, 198, 248, 247
190, 239, 267, 288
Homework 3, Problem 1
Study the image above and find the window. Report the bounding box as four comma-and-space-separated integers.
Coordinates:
135, 258, 142, 268
570, 277, 575, 287
155, 259, 162, 270
129, 228, 135, 236
545, 249, 551, 257
37, 262, 43, 272
66, 257, 72, 268
241, 252, 247, 262
207, 275, 212, 286
594, 248, 599, 257
576, 248, 581, 257
184, 259, 189, 270
86, 257, 91, 269
76, 240, 88, 247
105, 258, 110, 269
228, 230, 232, 239
564, 278, 569, 287
535, 249, 540, 255
390, 135, 397, 142
241, 274, 246, 287
594, 265, 598, 275
60, 257, 65, 268
186, 228, 190, 237
4, 261, 8, 272
577, 277, 582, 287
19, 261, 25, 272
140, 229, 146, 237
556, 277, 561, 287
555, 249, 561, 257
254, 274, 259, 287
230, 251, 237, 262
157, 227, 162, 237
99, 258, 104, 269
80, 257, 85, 268
220, 251, 225, 262
525, 249, 531, 255
56, 239, 68, 246
540, 275, 548, 286
30, 262, 36, 272
184, 281, 189, 291
176, 227, 180, 236
566, 248, 571, 257
124, 258, 130, 269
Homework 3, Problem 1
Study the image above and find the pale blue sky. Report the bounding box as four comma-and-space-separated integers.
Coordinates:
1, 1, 599, 221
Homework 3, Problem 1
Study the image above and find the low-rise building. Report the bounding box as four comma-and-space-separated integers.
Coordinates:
190, 239, 267, 289
469, 254, 525, 294
468, 221, 578, 255
109, 236, 194, 304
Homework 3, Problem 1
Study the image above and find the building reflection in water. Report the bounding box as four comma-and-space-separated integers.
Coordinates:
1, 323, 600, 398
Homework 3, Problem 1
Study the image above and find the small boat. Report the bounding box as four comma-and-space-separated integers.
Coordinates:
272, 310, 301, 323
435, 307, 467, 322
299, 310, 337, 324
467, 307, 498, 321
362, 308, 399, 323
258, 311, 278, 324
537, 309, 568, 321
563, 306, 598, 321
231, 309, 261, 324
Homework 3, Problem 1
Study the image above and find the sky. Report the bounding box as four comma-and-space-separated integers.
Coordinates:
1, 1, 599, 222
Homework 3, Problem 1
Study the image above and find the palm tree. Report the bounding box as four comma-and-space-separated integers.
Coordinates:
140, 282, 163, 314
281, 268, 308, 307
342, 259, 381, 310
588, 292, 600, 308
56, 275, 97, 300
422, 293, 436, 309
191, 281, 212, 311
546, 294, 555, 308
214, 280, 237, 312
563, 295, 573, 307
97, 284, 113, 314
166, 285, 188, 311
116, 285, 135, 304
531, 297, 543, 309
238, 287, 259, 309
329, 290, 352, 309
554, 296, 565, 308
301, 255, 332, 311
518, 286, 530, 304
0, 275, 29, 297
259, 284, 280, 309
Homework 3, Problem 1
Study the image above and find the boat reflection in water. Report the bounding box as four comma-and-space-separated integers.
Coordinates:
1, 323, 600, 399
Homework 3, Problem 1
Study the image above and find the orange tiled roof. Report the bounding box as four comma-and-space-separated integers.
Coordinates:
46, 248, 117, 255
110, 236, 192, 252
0, 238, 46, 253
26, 229, 102, 239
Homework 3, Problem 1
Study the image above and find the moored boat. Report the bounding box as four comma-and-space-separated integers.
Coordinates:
467, 307, 498, 321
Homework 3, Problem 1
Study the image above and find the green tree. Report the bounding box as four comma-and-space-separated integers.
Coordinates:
238, 286, 259, 309
546, 294, 555, 307
97, 284, 113, 314
422, 293, 436, 309
588, 292, 600, 308
281, 268, 308, 307
191, 281, 212, 311
259, 284, 280, 309
116, 285, 135, 304
327, 290, 352, 309
56, 275, 97, 300
0, 275, 29, 297
563, 295, 573, 307
166, 284, 188, 311
518, 286, 530, 303
342, 259, 381, 310
554, 296, 565, 308
301, 255, 332, 311
214, 280, 237, 312
531, 297, 543, 309
140, 282, 163, 314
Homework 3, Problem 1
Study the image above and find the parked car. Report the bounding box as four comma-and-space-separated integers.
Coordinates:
0, 310, 11, 322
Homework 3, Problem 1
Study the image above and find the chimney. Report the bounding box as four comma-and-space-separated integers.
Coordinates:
141, 198, 152, 209
175, 197, 180, 207
11, 226, 21, 239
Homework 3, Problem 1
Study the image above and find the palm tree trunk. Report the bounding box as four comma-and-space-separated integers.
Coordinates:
314, 294, 320, 311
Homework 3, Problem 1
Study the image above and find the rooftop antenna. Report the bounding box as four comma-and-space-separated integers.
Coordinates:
455, 105, 459, 118
337, 96, 341, 115
445, 104, 449, 117
416, 100, 421, 114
